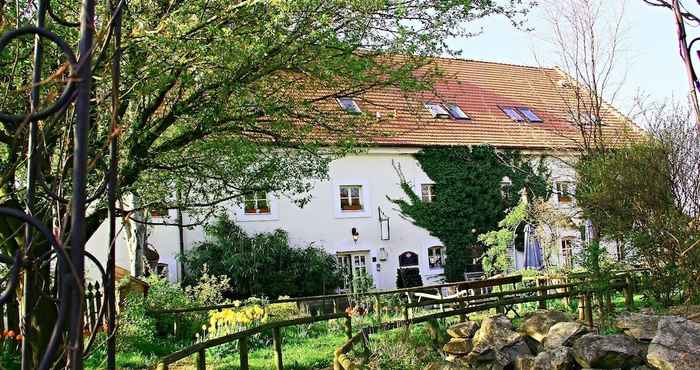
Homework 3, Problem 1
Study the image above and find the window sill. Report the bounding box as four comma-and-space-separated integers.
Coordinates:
236, 213, 279, 222
335, 210, 371, 219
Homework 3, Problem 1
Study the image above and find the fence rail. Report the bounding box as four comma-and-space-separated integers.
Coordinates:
155, 272, 640, 370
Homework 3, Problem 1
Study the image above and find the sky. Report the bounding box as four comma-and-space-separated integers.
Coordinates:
448, 0, 700, 115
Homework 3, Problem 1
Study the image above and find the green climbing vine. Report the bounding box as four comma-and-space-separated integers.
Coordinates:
390, 145, 550, 282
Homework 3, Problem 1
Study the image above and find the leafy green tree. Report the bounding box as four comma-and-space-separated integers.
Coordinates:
478, 197, 527, 276
180, 214, 342, 298
576, 139, 700, 303
390, 145, 550, 281
1, 0, 529, 363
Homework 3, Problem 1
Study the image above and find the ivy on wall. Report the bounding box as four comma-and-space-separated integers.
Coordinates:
390, 145, 550, 282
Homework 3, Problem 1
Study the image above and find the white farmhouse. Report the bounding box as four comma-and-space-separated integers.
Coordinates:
86, 58, 639, 289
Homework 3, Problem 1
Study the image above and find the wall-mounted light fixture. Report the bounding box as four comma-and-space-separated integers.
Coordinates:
351, 227, 359, 243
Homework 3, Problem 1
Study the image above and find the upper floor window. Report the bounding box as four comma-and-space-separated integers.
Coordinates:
337, 97, 362, 114
500, 106, 525, 122
516, 107, 543, 122
568, 110, 601, 127
339, 185, 363, 211
244, 191, 270, 214
425, 102, 451, 118
500, 106, 543, 123
150, 207, 169, 218
500, 176, 513, 202
421, 184, 436, 203
428, 246, 444, 269
445, 103, 470, 120
555, 181, 575, 205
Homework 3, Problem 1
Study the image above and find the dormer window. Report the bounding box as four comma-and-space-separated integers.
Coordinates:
516, 107, 543, 122
569, 111, 601, 127
500, 106, 525, 122
425, 102, 451, 118
337, 97, 362, 114
501, 106, 543, 123
445, 103, 470, 120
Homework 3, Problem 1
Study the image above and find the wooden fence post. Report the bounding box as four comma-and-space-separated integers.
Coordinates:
344, 315, 352, 339
624, 274, 634, 309
197, 349, 206, 370
272, 327, 283, 370
536, 278, 547, 309
374, 294, 382, 324
438, 288, 445, 313
496, 297, 504, 314
239, 336, 249, 370
578, 293, 585, 321
585, 292, 594, 327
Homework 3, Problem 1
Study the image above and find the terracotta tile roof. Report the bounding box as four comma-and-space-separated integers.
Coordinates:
336, 57, 642, 150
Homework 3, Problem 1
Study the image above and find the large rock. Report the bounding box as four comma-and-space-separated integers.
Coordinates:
647, 316, 700, 370
520, 310, 570, 342
531, 347, 576, 370
614, 313, 661, 342
473, 315, 521, 349
448, 321, 480, 339
516, 347, 576, 370
572, 334, 646, 369
442, 337, 472, 356
543, 321, 589, 348
468, 315, 530, 368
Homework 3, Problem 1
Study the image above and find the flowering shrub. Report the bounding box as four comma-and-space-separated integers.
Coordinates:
196, 300, 267, 342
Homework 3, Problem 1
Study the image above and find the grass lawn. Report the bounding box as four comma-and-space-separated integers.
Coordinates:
167, 332, 345, 370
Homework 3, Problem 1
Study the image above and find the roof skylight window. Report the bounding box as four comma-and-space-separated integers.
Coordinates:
337, 97, 362, 114
500, 106, 525, 122
516, 107, 543, 123
425, 102, 451, 118
445, 103, 471, 120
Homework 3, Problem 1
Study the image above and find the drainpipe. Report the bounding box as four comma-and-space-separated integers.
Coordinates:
177, 188, 186, 285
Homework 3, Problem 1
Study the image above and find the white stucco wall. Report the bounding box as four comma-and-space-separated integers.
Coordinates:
86, 147, 610, 289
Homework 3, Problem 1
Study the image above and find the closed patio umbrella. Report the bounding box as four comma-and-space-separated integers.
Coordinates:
523, 224, 543, 270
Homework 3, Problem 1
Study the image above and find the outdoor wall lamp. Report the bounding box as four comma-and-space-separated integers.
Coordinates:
351, 227, 359, 243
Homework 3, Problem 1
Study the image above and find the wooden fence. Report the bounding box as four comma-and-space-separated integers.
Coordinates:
0, 282, 104, 338
154, 272, 639, 370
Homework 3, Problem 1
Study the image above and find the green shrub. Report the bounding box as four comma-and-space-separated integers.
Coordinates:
181, 214, 342, 299
118, 292, 157, 352
142, 275, 205, 339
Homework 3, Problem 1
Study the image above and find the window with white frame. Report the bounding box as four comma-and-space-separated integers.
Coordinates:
561, 238, 574, 268
424, 102, 451, 118
337, 97, 362, 114
339, 185, 363, 211
421, 184, 435, 203
243, 191, 270, 214
428, 246, 444, 269
555, 181, 575, 205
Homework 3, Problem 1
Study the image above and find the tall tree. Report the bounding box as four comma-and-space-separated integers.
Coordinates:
0, 0, 529, 363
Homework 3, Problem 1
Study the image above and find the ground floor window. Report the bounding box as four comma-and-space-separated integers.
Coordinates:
428, 246, 444, 269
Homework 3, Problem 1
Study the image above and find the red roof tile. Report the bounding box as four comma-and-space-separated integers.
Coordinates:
337, 57, 642, 150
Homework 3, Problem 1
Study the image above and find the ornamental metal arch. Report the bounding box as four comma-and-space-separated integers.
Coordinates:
0, 0, 123, 368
